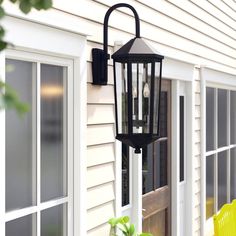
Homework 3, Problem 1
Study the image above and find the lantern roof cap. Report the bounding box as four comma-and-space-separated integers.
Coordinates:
112, 37, 164, 62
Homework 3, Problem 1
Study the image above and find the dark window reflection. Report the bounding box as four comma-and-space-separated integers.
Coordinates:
230, 91, 236, 144
159, 92, 167, 137
180, 96, 184, 182
142, 88, 169, 195
206, 87, 215, 151
6, 214, 35, 236
41, 64, 67, 202
41, 204, 66, 236
5, 59, 35, 211
155, 141, 167, 189
218, 89, 227, 148
142, 144, 154, 194
218, 151, 227, 210
206, 155, 214, 219
231, 148, 236, 201
122, 143, 130, 206
142, 140, 168, 194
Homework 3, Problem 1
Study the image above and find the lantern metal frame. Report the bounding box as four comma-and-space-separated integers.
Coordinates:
92, 3, 164, 153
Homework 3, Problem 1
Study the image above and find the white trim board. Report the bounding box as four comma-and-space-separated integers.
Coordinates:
2, 1, 90, 37
201, 67, 236, 87
2, 16, 87, 58
163, 57, 195, 81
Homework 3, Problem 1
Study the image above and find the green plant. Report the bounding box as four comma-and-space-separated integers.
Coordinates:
108, 216, 152, 236
0, 80, 29, 114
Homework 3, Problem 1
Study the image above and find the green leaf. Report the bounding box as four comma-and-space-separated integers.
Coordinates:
34, 0, 52, 10
19, 0, 32, 14
122, 216, 130, 224
0, 40, 7, 50
0, 6, 5, 18
9, 0, 18, 3
116, 223, 128, 235
0, 27, 5, 39
0, 81, 29, 115
129, 224, 135, 235
108, 218, 118, 227
41, 0, 52, 9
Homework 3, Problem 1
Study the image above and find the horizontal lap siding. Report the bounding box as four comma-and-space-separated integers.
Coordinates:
86, 39, 116, 235
87, 201, 115, 230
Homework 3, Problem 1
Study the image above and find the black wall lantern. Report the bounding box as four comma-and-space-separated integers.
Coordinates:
92, 3, 164, 153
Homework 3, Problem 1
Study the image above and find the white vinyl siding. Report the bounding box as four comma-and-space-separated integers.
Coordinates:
86, 41, 116, 234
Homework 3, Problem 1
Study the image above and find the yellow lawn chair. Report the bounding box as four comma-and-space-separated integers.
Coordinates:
213, 202, 236, 236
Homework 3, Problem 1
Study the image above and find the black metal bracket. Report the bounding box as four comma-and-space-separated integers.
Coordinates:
92, 3, 140, 85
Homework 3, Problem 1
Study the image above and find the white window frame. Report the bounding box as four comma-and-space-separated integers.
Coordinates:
0, 16, 87, 236
5, 49, 74, 235
200, 67, 236, 236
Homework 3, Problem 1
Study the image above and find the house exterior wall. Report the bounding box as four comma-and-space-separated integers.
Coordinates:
2, 0, 236, 235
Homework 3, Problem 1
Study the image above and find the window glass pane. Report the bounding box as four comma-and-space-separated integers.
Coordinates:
180, 96, 184, 182
218, 151, 227, 210
142, 144, 154, 194
230, 91, 236, 144
206, 155, 214, 219
119, 63, 128, 134
155, 141, 168, 189
159, 91, 167, 137
132, 63, 151, 134
5, 59, 35, 211
142, 141, 168, 194
41, 64, 67, 202
6, 214, 36, 236
41, 204, 67, 236
122, 143, 129, 206
218, 89, 227, 148
153, 62, 161, 135
230, 148, 236, 201
206, 87, 215, 151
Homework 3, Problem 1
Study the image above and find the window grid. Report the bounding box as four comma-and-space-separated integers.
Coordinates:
3, 56, 73, 236
206, 87, 236, 217
36, 62, 41, 236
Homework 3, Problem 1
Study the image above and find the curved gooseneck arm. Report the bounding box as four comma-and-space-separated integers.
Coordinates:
103, 3, 141, 82
103, 3, 140, 55
92, 3, 141, 85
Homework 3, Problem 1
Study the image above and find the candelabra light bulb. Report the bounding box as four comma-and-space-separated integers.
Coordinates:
143, 83, 150, 98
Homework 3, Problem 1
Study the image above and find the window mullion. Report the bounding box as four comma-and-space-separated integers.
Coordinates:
0, 53, 6, 236
36, 62, 41, 236
214, 89, 218, 213
32, 62, 37, 236
227, 91, 231, 203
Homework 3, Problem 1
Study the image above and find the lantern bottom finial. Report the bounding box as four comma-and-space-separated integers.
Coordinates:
134, 148, 141, 154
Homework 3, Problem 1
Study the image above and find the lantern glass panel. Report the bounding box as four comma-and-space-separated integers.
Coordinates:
115, 62, 128, 134
153, 62, 161, 135
132, 63, 152, 134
